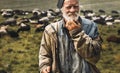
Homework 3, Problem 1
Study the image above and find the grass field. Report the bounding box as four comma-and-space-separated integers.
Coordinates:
0, 15, 120, 73
0, 0, 120, 73
97, 24, 120, 73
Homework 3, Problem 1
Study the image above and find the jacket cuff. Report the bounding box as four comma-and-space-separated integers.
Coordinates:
69, 27, 82, 36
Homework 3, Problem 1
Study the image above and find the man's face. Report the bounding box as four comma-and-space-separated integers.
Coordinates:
61, 0, 79, 21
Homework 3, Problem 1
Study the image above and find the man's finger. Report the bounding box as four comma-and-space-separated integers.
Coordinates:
42, 69, 48, 73
42, 66, 51, 73
66, 21, 81, 31
46, 66, 51, 72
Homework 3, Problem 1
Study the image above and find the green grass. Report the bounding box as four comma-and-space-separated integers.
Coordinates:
0, 16, 120, 73
0, 0, 120, 73
96, 24, 120, 73
0, 31, 42, 73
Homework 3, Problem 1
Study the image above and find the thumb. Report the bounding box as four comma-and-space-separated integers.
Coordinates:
46, 66, 51, 72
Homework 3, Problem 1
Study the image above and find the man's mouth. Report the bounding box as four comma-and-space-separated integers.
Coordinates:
68, 13, 78, 17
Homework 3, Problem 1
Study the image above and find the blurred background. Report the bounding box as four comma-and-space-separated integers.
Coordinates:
0, 0, 120, 73
0, 0, 119, 11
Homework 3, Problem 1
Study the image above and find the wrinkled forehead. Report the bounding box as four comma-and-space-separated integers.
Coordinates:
64, 0, 79, 3
64, 0, 79, 6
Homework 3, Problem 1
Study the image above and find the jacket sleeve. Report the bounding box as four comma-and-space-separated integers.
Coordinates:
39, 30, 52, 73
71, 25, 102, 65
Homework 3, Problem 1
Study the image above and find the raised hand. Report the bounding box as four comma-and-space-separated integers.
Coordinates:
41, 66, 51, 73
65, 20, 81, 31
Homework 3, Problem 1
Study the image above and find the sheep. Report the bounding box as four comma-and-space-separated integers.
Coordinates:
13, 9, 26, 15
0, 69, 7, 73
0, 25, 19, 38
0, 25, 8, 38
117, 29, 120, 35
114, 19, 120, 24
35, 24, 45, 33
17, 23, 31, 33
111, 10, 119, 14
32, 8, 41, 16
99, 9, 105, 14
6, 29, 19, 38
106, 35, 120, 43
1, 9, 14, 18
5, 17, 17, 26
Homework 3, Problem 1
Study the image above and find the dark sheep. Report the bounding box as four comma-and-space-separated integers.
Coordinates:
13, 9, 25, 15
40, 11, 47, 17
106, 35, 120, 43
17, 24, 31, 33
19, 18, 30, 23
35, 25, 45, 33
99, 9, 105, 14
0, 32, 7, 38
93, 17, 106, 25
117, 29, 120, 35
6, 29, 19, 38
111, 10, 119, 14
1, 16, 18, 25
111, 10, 119, 18
0, 69, 7, 73
80, 10, 93, 16
0, 26, 19, 38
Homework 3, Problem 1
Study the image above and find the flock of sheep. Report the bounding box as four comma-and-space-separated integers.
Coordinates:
0, 8, 120, 43
0, 8, 61, 38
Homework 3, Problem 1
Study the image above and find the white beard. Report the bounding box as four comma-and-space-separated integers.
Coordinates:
62, 10, 79, 22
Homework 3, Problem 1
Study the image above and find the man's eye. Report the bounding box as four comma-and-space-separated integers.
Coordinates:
74, 6, 79, 8
66, 6, 78, 9
66, 6, 71, 9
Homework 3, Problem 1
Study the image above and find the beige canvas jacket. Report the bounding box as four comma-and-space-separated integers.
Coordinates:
39, 18, 102, 73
